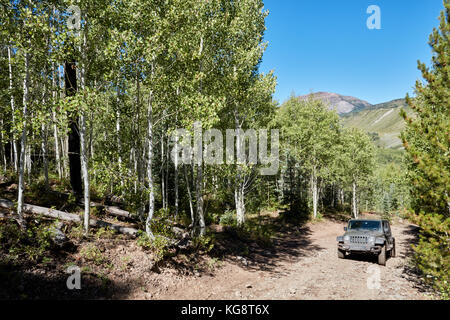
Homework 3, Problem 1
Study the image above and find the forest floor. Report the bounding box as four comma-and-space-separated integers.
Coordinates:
133, 214, 435, 300
0, 184, 437, 300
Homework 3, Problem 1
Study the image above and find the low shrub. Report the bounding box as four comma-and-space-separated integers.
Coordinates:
136, 231, 171, 262
409, 212, 450, 299
0, 219, 53, 263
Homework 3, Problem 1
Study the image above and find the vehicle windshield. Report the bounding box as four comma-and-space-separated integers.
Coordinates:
348, 220, 381, 231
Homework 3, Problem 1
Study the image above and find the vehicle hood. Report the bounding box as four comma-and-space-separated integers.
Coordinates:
343, 230, 383, 237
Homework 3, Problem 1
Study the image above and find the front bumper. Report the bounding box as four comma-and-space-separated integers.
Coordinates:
338, 243, 382, 254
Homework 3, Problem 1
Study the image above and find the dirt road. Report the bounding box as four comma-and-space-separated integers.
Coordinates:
136, 217, 433, 300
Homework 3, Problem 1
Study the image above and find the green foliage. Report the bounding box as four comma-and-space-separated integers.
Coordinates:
0, 220, 52, 263
409, 212, 450, 298
95, 227, 116, 240
149, 208, 174, 238
273, 97, 341, 175
401, 1, 450, 216
401, 1, 450, 299
68, 224, 84, 240
219, 210, 237, 227
368, 149, 411, 216
273, 96, 376, 218
237, 223, 274, 248
192, 233, 216, 254
80, 244, 107, 266
136, 231, 171, 262
225, 217, 275, 248
206, 257, 222, 271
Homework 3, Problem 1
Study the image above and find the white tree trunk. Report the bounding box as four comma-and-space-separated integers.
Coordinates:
8, 45, 18, 172
234, 117, 246, 226
116, 88, 122, 174
174, 129, 179, 219
235, 184, 246, 226
25, 141, 31, 183
52, 62, 62, 180
58, 65, 69, 179
62, 136, 69, 178
17, 52, 29, 228
80, 34, 90, 235
161, 133, 166, 210
0, 119, 6, 172
184, 165, 194, 227
145, 91, 155, 238
80, 113, 90, 235
165, 133, 169, 211
52, 111, 61, 179
311, 168, 318, 219
41, 123, 49, 187
196, 164, 205, 236
352, 180, 358, 218
195, 36, 205, 236
135, 73, 145, 220
174, 89, 180, 218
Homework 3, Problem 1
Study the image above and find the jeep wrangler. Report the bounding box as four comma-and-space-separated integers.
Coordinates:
336, 219, 395, 266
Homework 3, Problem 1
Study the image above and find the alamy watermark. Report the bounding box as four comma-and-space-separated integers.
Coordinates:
170, 122, 279, 176
366, 5, 381, 30
67, 5, 81, 31
66, 265, 81, 290
366, 265, 381, 290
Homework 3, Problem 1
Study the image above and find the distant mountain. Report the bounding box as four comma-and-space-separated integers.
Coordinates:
290, 93, 411, 149
369, 98, 408, 110
341, 98, 412, 149
296, 92, 372, 115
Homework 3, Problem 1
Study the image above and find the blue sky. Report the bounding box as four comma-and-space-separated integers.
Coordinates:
259, 0, 444, 105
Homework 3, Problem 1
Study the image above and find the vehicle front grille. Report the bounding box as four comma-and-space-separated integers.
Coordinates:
350, 236, 368, 244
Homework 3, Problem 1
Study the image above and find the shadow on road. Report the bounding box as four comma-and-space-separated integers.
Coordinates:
204, 210, 325, 275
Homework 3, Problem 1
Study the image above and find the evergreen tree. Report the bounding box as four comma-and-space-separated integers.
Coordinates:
401, 0, 450, 297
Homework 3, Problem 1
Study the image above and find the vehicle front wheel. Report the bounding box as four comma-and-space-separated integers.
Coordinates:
338, 249, 345, 259
377, 246, 386, 266
390, 242, 396, 258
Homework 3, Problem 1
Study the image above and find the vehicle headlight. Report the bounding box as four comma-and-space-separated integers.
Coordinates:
344, 235, 350, 242
368, 236, 375, 244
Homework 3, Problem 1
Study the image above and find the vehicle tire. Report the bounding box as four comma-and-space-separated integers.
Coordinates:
390, 242, 396, 258
338, 250, 345, 259
378, 246, 386, 266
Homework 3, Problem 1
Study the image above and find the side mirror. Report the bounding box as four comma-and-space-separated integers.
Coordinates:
344, 227, 347, 231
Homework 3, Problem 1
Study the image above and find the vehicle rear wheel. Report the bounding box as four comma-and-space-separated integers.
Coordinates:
378, 246, 386, 266
338, 250, 345, 259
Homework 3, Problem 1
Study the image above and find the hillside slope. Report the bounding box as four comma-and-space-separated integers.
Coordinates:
341, 99, 412, 149
291, 94, 411, 149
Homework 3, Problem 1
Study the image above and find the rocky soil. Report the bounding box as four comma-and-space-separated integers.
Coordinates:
125, 216, 435, 300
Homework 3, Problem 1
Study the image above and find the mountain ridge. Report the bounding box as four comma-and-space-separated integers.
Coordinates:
296, 92, 372, 114
291, 92, 411, 149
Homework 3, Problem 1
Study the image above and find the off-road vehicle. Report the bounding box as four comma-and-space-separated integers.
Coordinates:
336, 219, 395, 266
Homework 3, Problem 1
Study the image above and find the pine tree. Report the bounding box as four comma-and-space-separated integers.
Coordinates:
401, 0, 450, 297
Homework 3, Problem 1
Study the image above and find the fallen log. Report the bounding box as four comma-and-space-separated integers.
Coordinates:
0, 181, 14, 189
89, 201, 133, 219
0, 198, 138, 236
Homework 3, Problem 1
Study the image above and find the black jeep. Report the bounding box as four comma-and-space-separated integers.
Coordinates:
336, 219, 396, 266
